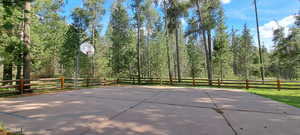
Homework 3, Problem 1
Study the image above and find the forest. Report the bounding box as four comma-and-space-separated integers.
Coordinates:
0, 0, 299, 86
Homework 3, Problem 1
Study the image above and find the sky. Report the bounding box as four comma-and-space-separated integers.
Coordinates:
62, 0, 300, 50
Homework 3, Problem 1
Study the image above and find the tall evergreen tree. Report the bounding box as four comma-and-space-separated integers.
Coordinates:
132, 0, 145, 84
213, 7, 231, 80
110, 1, 134, 78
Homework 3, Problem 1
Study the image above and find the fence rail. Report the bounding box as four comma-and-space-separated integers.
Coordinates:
0, 77, 118, 96
0, 77, 299, 97
118, 78, 300, 90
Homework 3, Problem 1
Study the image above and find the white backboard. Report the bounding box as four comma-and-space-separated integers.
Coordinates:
80, 42, 95, 56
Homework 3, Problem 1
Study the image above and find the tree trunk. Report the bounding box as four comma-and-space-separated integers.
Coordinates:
202, 31, 212, 85
2, 63, 13, 86
196, 1, 213, 85
92, 24, 96, 78
220, 56, 223, 81
166, 34, 172, 84
16, 62, 22, 90
137, 11, 141, 84
175, 27, 181, 82
207, 30, 213, 85
23, 0, 32, 91
164, 1, 172, 84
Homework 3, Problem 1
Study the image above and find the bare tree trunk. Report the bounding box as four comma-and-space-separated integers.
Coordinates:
23, 0, 32, 91
92, 24, 96, 78
202, 31, 212, 85
220, 56, 223, 81
175, 27, 181, 82
166, 34, 172, 84
137, 10, 141, 84
164, 1, 173, 84
196, 1, 213, 85
207, 30, 213, 85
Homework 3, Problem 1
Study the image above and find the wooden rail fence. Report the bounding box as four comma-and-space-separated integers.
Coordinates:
0, 77, 117, 96
119, 78, 300, 90
0, 77, 299, 96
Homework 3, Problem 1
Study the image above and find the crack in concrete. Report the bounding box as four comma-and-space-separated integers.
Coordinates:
81, 91, 163, 135
109, 91, 162, 120
205, 91, 238, 135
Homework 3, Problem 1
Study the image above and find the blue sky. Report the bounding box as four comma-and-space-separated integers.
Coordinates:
62, 0, 300, 49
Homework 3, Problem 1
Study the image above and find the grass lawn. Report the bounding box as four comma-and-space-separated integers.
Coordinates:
247, 89, 300, 108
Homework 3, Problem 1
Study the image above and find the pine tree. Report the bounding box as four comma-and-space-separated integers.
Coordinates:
110, 1, 134, 78
213, 7, 231, 80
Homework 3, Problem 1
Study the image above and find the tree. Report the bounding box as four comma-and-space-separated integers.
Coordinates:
109, 1, 135, 78
187, 0, 222, 85
143, 0, 159, 78
165, 0, 189, 82
83, 0, 105, 77
31, 0, 67, 78
60, 25, 80, 76
231, 27, 239, 76
272, 14, 300, 80
239, 24, 256, 79
131, 0, 145, 84
213, 7, 231, 80
23, 0, 32, 90
186, 17, 204, 79
160, 0, 173, 84
0, 1, 24, 85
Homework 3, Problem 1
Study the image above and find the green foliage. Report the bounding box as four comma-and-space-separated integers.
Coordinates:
0, 1, 298, 82
213, 8, 232, 79
109, 1, 135, 77
271, 14, 300, 80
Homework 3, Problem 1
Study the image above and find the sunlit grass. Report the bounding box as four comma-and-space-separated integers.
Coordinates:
247, 89, 300, 108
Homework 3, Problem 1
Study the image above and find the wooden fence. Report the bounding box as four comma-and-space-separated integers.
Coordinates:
118, 78, 300, 90
0, 77, 117, 96
0, 77, 299, 96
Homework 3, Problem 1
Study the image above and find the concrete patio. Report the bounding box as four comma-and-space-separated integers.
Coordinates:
0, 86, 299, 135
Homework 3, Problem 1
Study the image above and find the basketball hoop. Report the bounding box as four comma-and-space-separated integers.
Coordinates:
80, 42, 95, 57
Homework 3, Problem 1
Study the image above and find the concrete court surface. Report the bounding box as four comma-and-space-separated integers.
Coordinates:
0, 86, 299, 135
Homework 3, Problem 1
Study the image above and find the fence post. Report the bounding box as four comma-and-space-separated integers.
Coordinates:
133, 77, 135, 84
86, 77, 89, 87
277, 80, 281, 91
20, 78, 24, 94
209, 79, 212, 86
246, 80, 249, 89
193, 78, 196, 86
170, 78, 173, 85
103, 78, 106, 86
160, 78, 162, 85
60, 76, 64, 90
218, 79, 221, 88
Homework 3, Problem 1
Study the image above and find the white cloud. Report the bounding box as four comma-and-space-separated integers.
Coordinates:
260, 15, 296, 39
258, 15, 296, 49
221, 0, 231, 4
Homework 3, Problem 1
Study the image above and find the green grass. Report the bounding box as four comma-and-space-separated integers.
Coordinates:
247, 89, 300, 108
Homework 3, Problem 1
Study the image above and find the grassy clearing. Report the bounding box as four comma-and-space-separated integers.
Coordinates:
247, 89, 300, 108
